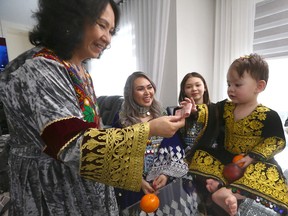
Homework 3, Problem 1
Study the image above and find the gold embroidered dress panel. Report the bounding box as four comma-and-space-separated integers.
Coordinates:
80, 123, 149, 192
190, 101, 287, 210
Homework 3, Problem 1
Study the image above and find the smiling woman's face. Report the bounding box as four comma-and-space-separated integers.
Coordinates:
184, 77, 206, 104
77, 3, 115, 60
133, 77, 155, 108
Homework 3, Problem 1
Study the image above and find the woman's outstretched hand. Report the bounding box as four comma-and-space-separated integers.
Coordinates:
148, 115, 185, 138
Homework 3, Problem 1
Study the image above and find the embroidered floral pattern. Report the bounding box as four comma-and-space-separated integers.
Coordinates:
231, 162, 288, 210
189, 150, 226, 184
224, 102, 285, 158
191, 101, 288, 213
80, 122, 149, 192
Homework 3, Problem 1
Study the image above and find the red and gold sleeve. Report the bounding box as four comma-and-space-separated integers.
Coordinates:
41, 117, 149, 191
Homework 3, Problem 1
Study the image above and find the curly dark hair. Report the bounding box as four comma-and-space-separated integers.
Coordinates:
178, 72, 210, 105
29, 0, 120, 60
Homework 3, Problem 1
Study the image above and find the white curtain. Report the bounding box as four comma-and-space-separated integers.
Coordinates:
211, 0, 256, 101
89, 2, 136, 96
120, 0, 171, 98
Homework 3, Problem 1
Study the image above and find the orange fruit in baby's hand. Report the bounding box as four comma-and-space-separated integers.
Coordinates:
140, 193, 160, 213
232, 154, 245, 167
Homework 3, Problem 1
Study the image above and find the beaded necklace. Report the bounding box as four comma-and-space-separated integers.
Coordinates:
33, 48, 100, 127
136, 104, 151, 117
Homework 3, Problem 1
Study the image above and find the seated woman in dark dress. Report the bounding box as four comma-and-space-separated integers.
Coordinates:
112, 71, 189, 211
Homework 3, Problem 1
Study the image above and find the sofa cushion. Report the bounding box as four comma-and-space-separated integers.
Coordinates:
97, 95, 124, 127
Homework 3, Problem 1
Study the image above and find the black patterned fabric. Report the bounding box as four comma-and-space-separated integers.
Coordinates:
0, 102, 9, 135
190, 101, 288, 214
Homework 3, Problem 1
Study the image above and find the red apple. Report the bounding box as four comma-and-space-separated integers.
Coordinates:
223, 163, 244, 183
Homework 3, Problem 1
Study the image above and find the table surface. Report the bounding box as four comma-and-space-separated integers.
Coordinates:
121, 175, 281, 216
121, 176, 201, 216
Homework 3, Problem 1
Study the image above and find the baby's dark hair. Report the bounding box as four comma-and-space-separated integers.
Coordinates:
29, 0, 120, 60
228, 53, 269, 83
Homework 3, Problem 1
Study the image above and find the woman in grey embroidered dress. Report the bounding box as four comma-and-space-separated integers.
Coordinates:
0, 0, 187, 215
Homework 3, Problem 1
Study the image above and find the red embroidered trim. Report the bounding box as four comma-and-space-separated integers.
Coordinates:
42, 117, 97, 159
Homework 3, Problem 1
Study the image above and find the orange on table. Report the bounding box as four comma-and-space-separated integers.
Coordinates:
232, 154, 245, 167
140, 193, 160, 213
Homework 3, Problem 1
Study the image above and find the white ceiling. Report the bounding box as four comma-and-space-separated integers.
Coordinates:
0, 0, 38, 27
0, 0, 123, 28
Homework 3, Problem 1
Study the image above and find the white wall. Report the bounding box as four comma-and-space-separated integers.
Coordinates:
0, 21, 33, 61
160, 0, 215, 107
0, 0, 215, 107
176, 0, 215, 103
0, 0, 36, 61
0, 0, 37, 28
159, 0, 178, 107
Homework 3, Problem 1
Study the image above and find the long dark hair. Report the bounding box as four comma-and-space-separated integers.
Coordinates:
119, 71, 163, 126
178, 72, 210, 104
29, 0, 120, 60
